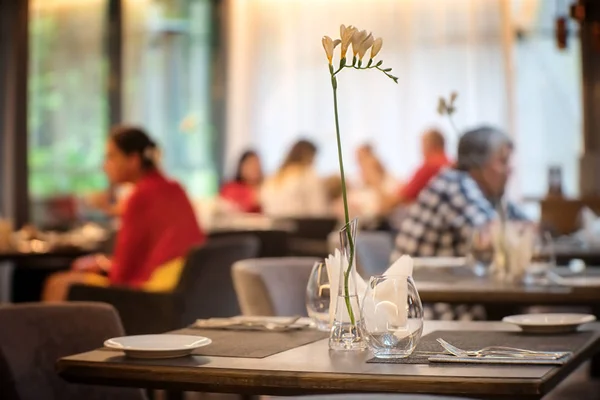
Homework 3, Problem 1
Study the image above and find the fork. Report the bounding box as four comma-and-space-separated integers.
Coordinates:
239, 316, 302, 330
436, 338, 570, 359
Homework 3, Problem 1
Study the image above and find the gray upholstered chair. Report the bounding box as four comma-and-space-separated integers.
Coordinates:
232, 257, 319, 316
0, 302, 145, 400
355, 231, 394, 278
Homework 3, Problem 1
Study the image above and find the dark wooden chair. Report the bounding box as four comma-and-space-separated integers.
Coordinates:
208, 229, 289, 258
283, 217, 338, 258
68, 235, 260, 335
0, 302, 145, 400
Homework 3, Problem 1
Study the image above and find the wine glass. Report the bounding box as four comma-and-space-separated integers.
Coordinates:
361, 275, 423, 358
468, 224, 494, 277
305, 261, 331, 332
525, 230, 556, 285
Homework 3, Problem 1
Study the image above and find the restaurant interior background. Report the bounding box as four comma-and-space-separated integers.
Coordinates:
0, 0, 584, 229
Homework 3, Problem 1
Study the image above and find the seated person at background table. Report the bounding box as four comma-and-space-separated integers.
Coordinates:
380, 129, 451, 213
339, 144, 398, 228
42, 126, 205, 301
261, 139, 328, 217
220, 150, 263, 213
394, 126, 526, 258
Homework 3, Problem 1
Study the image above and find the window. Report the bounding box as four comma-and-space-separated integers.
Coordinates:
27, 0, 218, 227
28, 0, 108, 208
123, 0, 218, 199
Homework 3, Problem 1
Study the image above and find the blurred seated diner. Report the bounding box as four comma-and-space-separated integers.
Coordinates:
380, 128, 451, 214
220, 150, 263, 213
394, 126, 527, 257
260, 139, 329, 217
346, 144, 398, 230
42, 126, 205, 301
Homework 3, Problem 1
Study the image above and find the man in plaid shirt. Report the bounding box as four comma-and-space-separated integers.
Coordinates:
395, 126, 526, 258
394, 126, 527, 321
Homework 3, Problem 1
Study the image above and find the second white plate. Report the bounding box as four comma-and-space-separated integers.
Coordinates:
502, 313, 596, 334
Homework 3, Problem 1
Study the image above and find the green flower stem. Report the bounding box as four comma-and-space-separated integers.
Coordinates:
448, 114, 459, 136
330, 73, 356, 326
328, 59, 397, 326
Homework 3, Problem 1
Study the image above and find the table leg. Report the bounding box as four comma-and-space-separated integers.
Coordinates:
165, 391, 183, 400
0, 261, 13, 303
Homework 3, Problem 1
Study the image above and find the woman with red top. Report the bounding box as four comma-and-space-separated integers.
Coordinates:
43, 126, 205, 301
219, 150, 263, 213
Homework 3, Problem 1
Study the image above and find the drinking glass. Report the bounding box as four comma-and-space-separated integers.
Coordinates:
468, 224, 494, 277
525, 230, 556, 284
361, 275, 424, 358
306, 261, 331, 332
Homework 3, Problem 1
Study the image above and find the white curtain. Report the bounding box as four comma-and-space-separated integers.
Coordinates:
225, 0, 582, 203
225, 0, 511, 182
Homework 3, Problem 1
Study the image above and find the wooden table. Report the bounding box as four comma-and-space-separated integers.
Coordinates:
57, 321, 600, 400
413, 268, 600, 307
0, 248, 94, 302
554, 243, 600, 266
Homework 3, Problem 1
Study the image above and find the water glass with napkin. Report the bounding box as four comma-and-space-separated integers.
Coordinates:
324, 251, 415, 325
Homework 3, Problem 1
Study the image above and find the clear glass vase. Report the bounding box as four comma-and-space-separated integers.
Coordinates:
329, 218, 367, 351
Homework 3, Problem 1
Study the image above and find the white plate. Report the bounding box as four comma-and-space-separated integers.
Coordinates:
104, 334, 212, 359
413, 257, 466, 269
502, 313, 596, 334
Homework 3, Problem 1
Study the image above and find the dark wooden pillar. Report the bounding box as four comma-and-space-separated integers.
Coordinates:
107, 0, 123, 126
0, 0, 29, 227
211, 0, 228, 182
576, 0, 600, 196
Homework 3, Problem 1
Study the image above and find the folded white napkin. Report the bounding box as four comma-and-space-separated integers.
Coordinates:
325, 251, 414, 325
580, 207, 600, 246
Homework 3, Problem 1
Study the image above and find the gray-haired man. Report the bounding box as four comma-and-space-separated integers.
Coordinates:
395, 126, 526, 258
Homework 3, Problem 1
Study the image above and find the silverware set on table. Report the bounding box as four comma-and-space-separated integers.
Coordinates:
195, 316, 307, 332
413, 338, 571, 365
435, 338, 570, 360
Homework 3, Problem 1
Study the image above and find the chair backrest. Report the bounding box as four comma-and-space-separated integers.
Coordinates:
232, 257, 319, 316
176, 235, 260, 325
0, 302, 145, 400
286, 217, 338, 240
208, 229, 289, 257
355, 231, 394, 278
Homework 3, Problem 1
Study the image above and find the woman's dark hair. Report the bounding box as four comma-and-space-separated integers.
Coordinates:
109, 125, 159, 171
280, 139, 317, 171
235, 150, 260, 183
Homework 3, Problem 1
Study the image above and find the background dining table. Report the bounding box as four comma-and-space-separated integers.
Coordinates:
57, 320, 600, 400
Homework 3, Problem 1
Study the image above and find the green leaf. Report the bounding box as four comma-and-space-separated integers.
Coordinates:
376, 60, 383, 67
352, 56, 357, 66
339, 57, 346, 69
358, 59, 362, 68
383, 68, 392, 72
367, 59, 373, 67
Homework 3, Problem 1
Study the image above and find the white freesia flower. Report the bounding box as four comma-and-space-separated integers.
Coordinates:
339, 24, 356, 59
370, 37, 383, 59
322, 36, 341, 64
358, 33, 374, 60
437, 97, 447, 115
351, 30, 368, 57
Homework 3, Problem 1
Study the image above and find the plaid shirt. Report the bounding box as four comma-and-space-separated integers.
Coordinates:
394, 168, 525, 257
